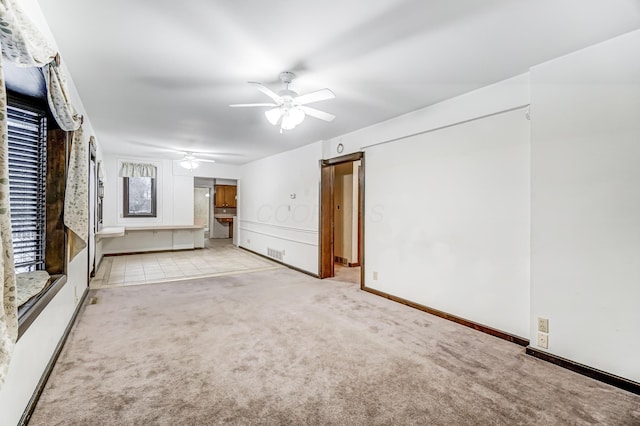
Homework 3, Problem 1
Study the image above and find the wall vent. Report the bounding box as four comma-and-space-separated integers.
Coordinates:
267, 248, 284, 261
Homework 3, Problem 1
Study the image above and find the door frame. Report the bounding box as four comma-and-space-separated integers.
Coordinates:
88, 144, 97, 279
318, 152, 365, 288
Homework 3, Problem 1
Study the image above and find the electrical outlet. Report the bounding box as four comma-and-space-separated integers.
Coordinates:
538, 317, 549, 333
372, 271, 378, 280
537, 332, 548, 349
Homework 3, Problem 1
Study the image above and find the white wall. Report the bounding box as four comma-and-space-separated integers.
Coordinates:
323, 74, 530, 158
239, 142, 322, 274
530, 29, 640, 382
102, 155, 194, 227
365, 107, 531, 338
173, 161, 242, 181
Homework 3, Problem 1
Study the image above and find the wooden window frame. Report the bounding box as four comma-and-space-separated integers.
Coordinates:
6, 92, 70, 339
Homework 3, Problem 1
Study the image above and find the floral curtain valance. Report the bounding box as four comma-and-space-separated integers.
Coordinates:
0, 0, 56, 66
120, 162, 157, 178
1, 0, 82, 132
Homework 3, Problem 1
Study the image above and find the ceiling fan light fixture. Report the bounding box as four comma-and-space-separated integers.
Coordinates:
180, 153, 200, 171
264, 107, 282, 125
280, 106, 306, 131
289, 106, 305, 125
180, 159, 199, 170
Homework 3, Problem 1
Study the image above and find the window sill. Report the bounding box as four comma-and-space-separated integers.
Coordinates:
18, 274, 67, 340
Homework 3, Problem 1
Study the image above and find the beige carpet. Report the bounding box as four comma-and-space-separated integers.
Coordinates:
30, 269, 640, 425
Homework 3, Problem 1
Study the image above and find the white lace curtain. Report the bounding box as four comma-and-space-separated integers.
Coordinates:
0, 0, 88, 388
119, 162, 157, 178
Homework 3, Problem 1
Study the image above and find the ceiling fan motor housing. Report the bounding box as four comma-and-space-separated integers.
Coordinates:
278, 89, 298, 100
279, 71, 296, 85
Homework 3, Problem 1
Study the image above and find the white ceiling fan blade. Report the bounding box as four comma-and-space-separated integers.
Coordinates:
197, 158, 217, 163
229, 103, 277, 108
248, 81, 282, 102
294, 88, 335, 105
300, 106, 335, 122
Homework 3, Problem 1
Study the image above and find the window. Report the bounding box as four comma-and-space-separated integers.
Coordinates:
6, 72, 68, 339
7, 97, 47, 273
123, 176, 157, 217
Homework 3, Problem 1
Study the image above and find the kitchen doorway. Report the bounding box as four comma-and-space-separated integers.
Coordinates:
194, 177, 238, 243
319, 152, 364, 287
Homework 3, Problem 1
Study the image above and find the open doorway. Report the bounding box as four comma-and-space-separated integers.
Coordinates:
194, 187, 211, 238
319, 152, 364, 287
194, 177, 238, 244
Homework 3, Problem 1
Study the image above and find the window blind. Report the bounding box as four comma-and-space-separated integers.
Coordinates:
7, 99, 47, 273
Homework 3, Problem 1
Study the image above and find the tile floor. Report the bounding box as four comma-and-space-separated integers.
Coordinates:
91, 239, 281, 289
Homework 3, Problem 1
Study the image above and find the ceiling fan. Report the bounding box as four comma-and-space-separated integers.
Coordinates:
179, 152, 216, 171
230, 71, 335, 132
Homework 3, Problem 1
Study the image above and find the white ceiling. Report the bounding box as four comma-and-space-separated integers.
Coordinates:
36, 0, 640, 164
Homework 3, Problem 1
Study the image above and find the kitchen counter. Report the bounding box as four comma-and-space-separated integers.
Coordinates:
213, 215, 234, 239
214, 214, 234, 219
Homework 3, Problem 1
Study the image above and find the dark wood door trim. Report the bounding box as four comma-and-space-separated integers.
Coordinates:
321, 151, 364, 167
358, 155, 365, 289
318, 152, 365, 284
319, 163, 334, 278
